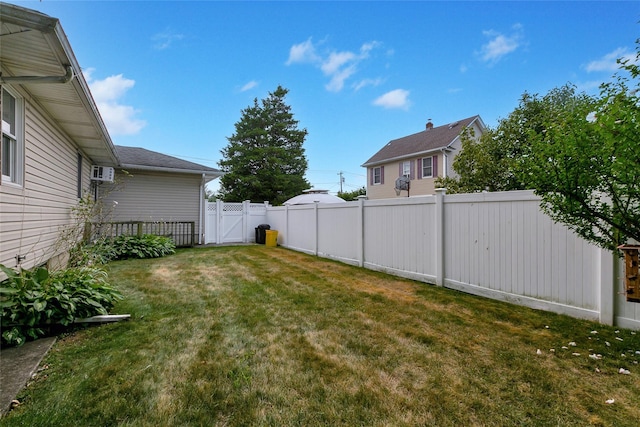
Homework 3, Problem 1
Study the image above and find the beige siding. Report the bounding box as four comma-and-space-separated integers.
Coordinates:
366, 154, 443, 200
1, 88, 93, 270
100, 170, 203, 230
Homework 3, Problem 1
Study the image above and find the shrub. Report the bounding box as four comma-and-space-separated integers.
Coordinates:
108, 234, 176, 260
0, 264, 123, 347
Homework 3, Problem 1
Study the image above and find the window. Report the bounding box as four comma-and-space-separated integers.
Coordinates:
402, 161, 410, 178
421, 156, 433, 178
1, 87, 23, 185
373, 166, 382, 184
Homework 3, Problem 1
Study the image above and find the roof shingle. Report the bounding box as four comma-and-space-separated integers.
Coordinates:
362, 115, 480, 166
115, 145, 221, 174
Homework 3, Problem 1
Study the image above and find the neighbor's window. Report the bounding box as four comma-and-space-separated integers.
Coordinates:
421, 156, 433, 178
402, 161, 410, 178
1, 87, 24, 185
373, 166, 382, 184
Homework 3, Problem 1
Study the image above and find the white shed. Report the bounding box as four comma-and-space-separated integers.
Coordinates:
283, 189, 346, 205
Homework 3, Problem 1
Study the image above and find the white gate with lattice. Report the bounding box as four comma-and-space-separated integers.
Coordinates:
205, 200, 270, 244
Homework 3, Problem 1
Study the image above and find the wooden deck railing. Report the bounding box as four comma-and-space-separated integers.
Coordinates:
85, 221, 196, 247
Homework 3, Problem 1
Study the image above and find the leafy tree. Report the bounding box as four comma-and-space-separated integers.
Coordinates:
521, 47, 640, 251
218, 86, 309, 205
337, 186, 366, 201
436, 85, 592, 193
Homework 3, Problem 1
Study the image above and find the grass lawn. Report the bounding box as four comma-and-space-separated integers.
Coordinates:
2, 245, 640, 426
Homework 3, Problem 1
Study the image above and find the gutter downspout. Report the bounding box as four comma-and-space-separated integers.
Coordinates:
0, 64, 74, 84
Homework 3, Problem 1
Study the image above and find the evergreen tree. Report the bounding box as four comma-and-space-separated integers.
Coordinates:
218, 86, 309, 205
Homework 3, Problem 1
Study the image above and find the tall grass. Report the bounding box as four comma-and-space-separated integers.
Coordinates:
3, 246, 639, 426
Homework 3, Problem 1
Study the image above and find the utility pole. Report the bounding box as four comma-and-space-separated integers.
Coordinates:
338, 171, 345, 193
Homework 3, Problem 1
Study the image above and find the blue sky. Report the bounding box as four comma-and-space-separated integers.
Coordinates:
15, 0, 640, 195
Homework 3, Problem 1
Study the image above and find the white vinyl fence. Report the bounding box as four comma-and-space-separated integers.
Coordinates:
205, 201, 269, 244
265, 190, 640, 330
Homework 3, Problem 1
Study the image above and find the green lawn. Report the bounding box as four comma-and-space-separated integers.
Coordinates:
2, 246, 640, 426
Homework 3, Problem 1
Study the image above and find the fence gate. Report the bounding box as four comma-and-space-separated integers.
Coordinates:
205, 200, 269, 244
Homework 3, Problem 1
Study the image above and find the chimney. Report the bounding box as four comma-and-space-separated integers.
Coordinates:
426, 119, 433, 130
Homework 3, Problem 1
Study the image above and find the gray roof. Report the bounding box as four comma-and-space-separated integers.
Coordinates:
115, 145, 222, 178
362, 115, 483, 167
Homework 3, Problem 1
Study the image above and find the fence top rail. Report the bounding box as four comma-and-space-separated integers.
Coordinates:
444, 189, 538, 204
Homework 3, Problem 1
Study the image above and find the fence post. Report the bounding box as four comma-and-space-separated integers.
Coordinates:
599, 248, 616, 325
136, 221, 142, 237
435, 188, 446, 286
358, 198, 364, 267
216, 200, 223, 244
242, 200, 250, 243
285, 204, 289, 248
314, 201, 319, 256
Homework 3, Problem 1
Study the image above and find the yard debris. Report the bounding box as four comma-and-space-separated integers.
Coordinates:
536, 349, 542, 355
605, 341, 611, 347
616, 337, 624, 341
618, 368, 631, 375
10, 400, 20, 409
595, 368, 601, 373
572, 353, 581, 357
590, 330, 598, 334
589, 354, 603, 360
568, 341, 577, 347
605, 398, 615, 404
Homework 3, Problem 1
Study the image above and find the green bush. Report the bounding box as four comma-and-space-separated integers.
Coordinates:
108, 234, 176, 260
0, 264, 123, 347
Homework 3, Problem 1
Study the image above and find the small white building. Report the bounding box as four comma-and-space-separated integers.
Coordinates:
283, 189, 346, 205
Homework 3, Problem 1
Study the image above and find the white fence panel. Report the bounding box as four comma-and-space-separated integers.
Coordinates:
443, 191, 600, 318
364, 197, 437, 282
317, 203, 361, 265
264, 190, 640, 330
284, 205, 317, 254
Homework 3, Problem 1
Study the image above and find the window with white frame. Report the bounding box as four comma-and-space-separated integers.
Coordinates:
421, 156, 433, 178
402, 160, 410, 178
1, 87, 24, 185
373, 166, 382, 184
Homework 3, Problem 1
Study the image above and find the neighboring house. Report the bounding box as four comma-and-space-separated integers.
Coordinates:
0, 3, 119, 270
361, 115, 485, 199
99, 146, 222, 245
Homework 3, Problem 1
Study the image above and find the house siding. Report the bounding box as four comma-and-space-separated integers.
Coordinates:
0, 88, 93, 270
100, 170, 203, 231
366, 153, 443, 200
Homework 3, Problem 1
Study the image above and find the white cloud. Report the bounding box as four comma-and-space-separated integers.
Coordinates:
286, 38, 321, 65
240, 80, 258, 92
585, 47, 636, 72
373, 89, 410, 110
84, 69, 146, 136
152, 28, 185, 50
287, 38, 382, 92
478, 24, 524, 65
352, 77, 384, 91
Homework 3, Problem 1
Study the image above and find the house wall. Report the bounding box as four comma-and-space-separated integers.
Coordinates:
100, 170, 203, 234
366, 154, 443, 200
1, 84, 93, 271
266, 190, 640, 330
